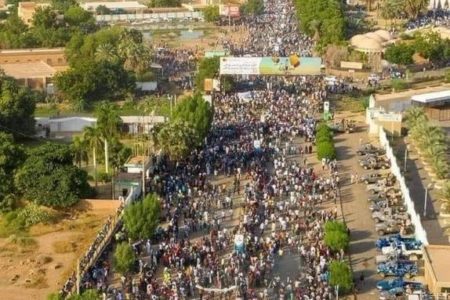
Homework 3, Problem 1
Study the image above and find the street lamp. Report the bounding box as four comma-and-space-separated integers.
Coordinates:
424, 183, 434, 217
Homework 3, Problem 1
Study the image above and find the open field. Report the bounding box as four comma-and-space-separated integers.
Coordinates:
0, 200, 119, 300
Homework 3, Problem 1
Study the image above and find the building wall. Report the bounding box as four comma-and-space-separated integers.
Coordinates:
0, 48, 66, 66
425, 106, 450, 121
424, 262, 438, 295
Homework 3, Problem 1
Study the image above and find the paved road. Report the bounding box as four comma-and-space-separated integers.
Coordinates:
335, 123, 379, 300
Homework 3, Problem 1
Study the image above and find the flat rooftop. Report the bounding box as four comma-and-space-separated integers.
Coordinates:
411, 90, 450, 104
424, 245, 450, 283
81, 1, 146, 10
0, 61, 56, 79
0, 48, 65, 54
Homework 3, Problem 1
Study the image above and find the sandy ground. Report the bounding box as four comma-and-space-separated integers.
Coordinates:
0, 200, 119, 300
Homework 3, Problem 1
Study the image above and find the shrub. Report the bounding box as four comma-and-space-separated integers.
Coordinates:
317, 141, 336, 160
329, 260, 353, 294
114, 242, 136, 274
324, 221, 349, 252
123, 193, 161, 240
391, 79, 409, 91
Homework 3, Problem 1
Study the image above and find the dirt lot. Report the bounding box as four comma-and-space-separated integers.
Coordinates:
0, 200, 119, 300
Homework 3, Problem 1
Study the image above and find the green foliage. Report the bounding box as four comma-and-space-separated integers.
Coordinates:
240, 0, 264, 16
138, 96, 172, 118
294, 0, 345, 50
0, 132, 25, 211
149, 0, 181, 7
315, 122, 336, 160
203, 6, 220, 22
195, 57, 220, 90
54, 59, 135, 107
15, 143, 93, 208
329, 260, 353, 294
406, 106, 449, 179
123, 193, 161, 240
172, 94, 213, 146
324, 220, 350, 253
154, 120, 197, 161
391, 79, 409, 91
384, 43, 415, 65
65, 289, 102, 300
380, 0, 403, 20
0, 75, 36, 139
412, 32, 450, 65
324, 220, 347, 233
14, 204, 53, 228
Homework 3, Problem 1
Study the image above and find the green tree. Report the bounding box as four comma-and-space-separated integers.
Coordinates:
404, 106, 427, 129
66, 289, 101, 300
404, 0, 428, 19
149, 0, 181, 7
118, 29, 152, 75
0, 15, 37, 48
72, 135, 89, 167
0, 75, 36, 139
154, 120, 197, 161
380, 0, 404, 23
329, 260, 353, 294
114, 242, 136, 274
384, 43, 415, 65
172, 94, 213, 146
203, 6, 220, 22
0, 132, 25, 211
54, 59, 135, 107
15, 143, 92, 208
64, 5, 95, 28
95, 101, 123, 174
123, 193, 161, 240
83, 126, 103, 187
51, 0, 77, 12
317, 141, 336, 159
241, 0, 264, 15
96, 5, 111, 15
324, 229, 349, 252
195, 57, 220, 90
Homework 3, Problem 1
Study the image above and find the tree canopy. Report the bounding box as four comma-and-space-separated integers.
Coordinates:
149, 0, 181, 8
0, 132, 25, 211
329, 260, 353, 294
123, 193, 161, 240
172, 94, 213, 146
203, 6, 220, 22
294, 0, 345, 50
114, 242, 137, 274
15, 143, 92, 208
324, 221, 349, 252
240, 0, 264, 16
0, 74, 36, 139
195, 57, 220, 90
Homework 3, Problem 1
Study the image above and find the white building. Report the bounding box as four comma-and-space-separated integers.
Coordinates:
81, 1, 146, 12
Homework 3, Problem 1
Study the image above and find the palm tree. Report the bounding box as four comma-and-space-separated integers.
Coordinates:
418, 126, 446, 151
154, 120, 196, 162
405, 106, 427, 129
83, 126, 103, 187
118, 29, 152, 75
95, 102, 123, 174
95, 43, 120, 63
72, 135, 89, 167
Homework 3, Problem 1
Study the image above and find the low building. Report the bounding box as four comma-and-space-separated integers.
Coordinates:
0, 61, 58, 90
0, 48, 67, 66
423, 245, 450, 297
366, 95, 403, 136
18, 2, 51, 26
411, 90, 450, 121
81, 1, 146, 13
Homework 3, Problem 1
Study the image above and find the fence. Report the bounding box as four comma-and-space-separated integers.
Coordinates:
62, 187, 138, 296
95, 11, 203, 23
378, 128, 429, 245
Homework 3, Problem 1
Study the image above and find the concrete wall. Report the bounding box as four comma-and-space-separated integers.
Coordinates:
96, 11, 202, 22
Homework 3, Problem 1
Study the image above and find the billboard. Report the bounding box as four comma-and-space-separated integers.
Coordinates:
220, 56, 322, 76
205, 50, 228, 58
340, 61, 363, 70
219, 5, 240, 17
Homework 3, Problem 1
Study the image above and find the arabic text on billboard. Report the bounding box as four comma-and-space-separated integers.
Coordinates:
220, 56, 322, 76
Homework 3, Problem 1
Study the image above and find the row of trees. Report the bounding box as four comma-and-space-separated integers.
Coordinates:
405, 107, 449, 179
55, 28, 151, 110
153, 94, 213, 161
380, 0, 433, 21
73, 102, 132, 186
294, 0, 345, 51
384, 32, 450, 66
0, 0, 96, 49
323, 221, 353, 294
316, 122, 337, 160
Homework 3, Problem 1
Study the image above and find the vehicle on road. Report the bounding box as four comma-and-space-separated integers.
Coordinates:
377, 260, 418, 278
381, 241, 423, 260
375, 220, 414, 236
376, 235, 421, 249
361, 173, 395, 185
357, 143, 385, 156
377, 277, 423, 291
372, 208, 410, 223
369, 200, 406, 212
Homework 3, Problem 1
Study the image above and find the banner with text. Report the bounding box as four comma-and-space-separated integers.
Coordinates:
220, 56, 322, 76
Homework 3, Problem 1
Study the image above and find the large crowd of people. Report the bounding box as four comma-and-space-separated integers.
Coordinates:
63, 0, 349, 298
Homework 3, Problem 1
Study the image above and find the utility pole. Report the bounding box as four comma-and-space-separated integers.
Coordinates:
404, 148, 408, 172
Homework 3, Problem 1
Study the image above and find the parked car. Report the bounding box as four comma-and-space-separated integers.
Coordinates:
361, 172, 384, 184
376, 235, 420, 250
375, 252, 410, 264
369, 200, 406, 212
381, 241, 423, 260
375, 220, 414, 236
377, 261, 418, 278
377, 277, 423, 291
372, 208, 409, 223
357, 143, 385, 156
